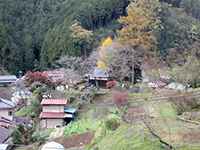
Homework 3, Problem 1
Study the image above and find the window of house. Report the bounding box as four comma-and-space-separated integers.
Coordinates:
8, 111, 13, 116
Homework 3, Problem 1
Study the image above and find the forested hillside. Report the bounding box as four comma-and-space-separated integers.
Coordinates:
0, 0, 200, 75
0, 0, 128, 73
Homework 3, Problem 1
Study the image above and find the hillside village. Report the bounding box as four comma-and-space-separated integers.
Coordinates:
0, 0, 200, 150
0, 62, 200, 150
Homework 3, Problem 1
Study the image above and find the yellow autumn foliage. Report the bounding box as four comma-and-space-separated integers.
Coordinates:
96, 37, 113, 70
97, 60, 107, 70
101, 37, 113, 47
118, 0, 160, 55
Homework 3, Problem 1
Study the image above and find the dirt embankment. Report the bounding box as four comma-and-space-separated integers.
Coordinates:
55, 132, 94, 149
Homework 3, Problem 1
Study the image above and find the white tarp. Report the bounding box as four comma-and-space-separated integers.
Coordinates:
41, 142, 64, 150
167, 82, 186, 91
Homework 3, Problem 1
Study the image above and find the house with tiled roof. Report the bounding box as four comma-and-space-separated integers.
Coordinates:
0, 127, 10, 144
43, 70, 65, 83
40, 99, 67, 128
86, 67, 111, 88
0, 98, 15, 121
0, 75, 17, 86
0, 117, 13, 128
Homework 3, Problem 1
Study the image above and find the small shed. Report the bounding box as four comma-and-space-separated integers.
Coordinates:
0, 98, 15, 120
41, 141, 64, 150
64, 107, 77, 123
87, 68, 111, 88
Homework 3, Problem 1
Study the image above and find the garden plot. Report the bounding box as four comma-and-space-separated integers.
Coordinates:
143, 101, 200, 149
55, 132, 94, 149
89, 124, 165, 150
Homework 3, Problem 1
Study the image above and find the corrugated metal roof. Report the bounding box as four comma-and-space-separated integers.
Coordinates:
92, 68, 109, 78
0, 98, 15, 109
41, 99, 67, 105
40, 112, 65, 119
0, 76, 17, 83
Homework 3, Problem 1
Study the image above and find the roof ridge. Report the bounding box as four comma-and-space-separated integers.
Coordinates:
0, 98, 15, 107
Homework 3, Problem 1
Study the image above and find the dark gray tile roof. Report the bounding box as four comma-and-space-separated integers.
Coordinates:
93, 68, 109, 78
0, 117, 12, 123
0, 127, 9, 143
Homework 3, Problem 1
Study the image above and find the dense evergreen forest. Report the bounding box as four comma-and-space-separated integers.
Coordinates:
0, 0, 200, 74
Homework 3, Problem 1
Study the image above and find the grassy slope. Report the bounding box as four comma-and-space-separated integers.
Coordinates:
88, 124, 164, 150
85, 90, 200, 150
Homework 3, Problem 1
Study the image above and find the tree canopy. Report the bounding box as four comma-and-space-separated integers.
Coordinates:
0, 0, 200, 76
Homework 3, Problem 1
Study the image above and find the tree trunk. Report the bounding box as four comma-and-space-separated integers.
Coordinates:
131, 65, 134, 84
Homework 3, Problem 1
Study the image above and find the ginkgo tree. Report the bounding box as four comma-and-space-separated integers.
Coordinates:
118, 0, 161, 57
106, 0, 161, 83
97, 37, 113, 70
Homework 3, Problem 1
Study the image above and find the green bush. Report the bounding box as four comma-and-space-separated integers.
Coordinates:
80, 87, 98, 103
65, 90, 81, 103
105, 118, 120, 131
32, 132, 48, 144
64, 119, 101, 136
15, 107, 32, 117
15, 95, 41, 118
30, 82, 48, 93
12, 125, 35, 145
32, 129, 53, 144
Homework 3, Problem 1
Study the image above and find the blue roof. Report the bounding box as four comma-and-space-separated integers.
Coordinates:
64, 107, 77, 114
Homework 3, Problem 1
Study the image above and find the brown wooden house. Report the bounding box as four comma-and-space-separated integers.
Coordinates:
40, 99, 67, 128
